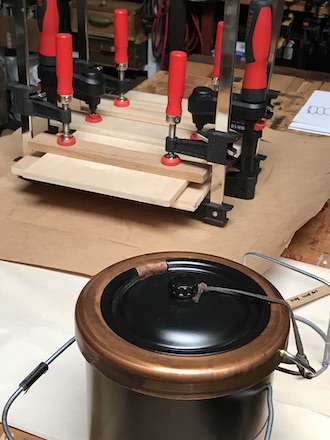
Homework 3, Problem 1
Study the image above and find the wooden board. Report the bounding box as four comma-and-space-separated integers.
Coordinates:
12, 154, 211, 211
11, 154, 188, 208
27, 132, 210, 184
80, 90, 197, 131
65, 110, 195, 147
172, 180, 210, 212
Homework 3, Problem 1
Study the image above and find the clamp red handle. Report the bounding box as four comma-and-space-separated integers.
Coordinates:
114, 9, 129, 64
241, 0, 272, 103
56, 33, 73, 96
212, 21, 224, 79
37, 0, 60, 65
166, 50, 187, 117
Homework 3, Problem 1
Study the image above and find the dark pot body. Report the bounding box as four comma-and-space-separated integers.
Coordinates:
75, 252, 290, 440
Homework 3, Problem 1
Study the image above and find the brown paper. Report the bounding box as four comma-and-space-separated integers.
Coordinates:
0, 127, 329, 276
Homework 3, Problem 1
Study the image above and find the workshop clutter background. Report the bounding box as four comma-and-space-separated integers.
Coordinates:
1, 0, 330, 73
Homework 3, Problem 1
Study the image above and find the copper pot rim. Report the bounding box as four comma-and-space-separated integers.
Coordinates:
75, 252, 290, 398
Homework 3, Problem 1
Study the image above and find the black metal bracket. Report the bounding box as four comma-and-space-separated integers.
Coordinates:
188, 88, 280, 131
7, 83, 71, 124
195, 200, 233, 227
187, 87, 280, 200
38, 59, 106, 114
38, 58, 135, 115
166, 129, 242, 166
165, 128, 241, 226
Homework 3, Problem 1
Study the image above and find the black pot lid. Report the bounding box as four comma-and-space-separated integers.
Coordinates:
101, 258, 270, 355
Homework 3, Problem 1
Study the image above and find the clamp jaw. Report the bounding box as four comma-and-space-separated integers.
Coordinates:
7, 83, 71, 126
188, 87, 280, 199
165, 130, 241, 166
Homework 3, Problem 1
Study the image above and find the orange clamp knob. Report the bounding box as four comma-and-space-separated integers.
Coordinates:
56, 33, 73, 96
114, 9, 128, 64
212, 21, 224, 79
166, 50, 187, 117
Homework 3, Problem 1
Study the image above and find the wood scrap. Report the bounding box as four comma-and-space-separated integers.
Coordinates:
79, 90, 197, 131
27, 132, 210, 184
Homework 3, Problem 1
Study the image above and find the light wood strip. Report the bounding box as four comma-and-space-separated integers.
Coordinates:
12, 154, 188, 208
172, 180, 210, 212
80, 91, 197, 131
320, 82, 330, 91
269, 73, 296, 92
285, 77, 306, 94
27, 132, 210, 184
66, 110, 194, 146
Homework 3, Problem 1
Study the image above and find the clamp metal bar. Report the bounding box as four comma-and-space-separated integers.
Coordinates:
211, 0, 241, 205
13, 0, 30, 133
267, 0, 286, 90
76, 0, 89, 60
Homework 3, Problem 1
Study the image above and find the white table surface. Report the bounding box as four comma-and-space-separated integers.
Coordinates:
0, 258, 329, 440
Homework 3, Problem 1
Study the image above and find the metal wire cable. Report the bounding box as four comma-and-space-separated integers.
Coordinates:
242, 252, 330, 290
242, 252, 330, 377
196, 282, 316, 378
2, 388, 24, 440
265, 384, 274, 440
1, 336, 76, 440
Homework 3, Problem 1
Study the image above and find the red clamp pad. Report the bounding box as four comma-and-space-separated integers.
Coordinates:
212, 21, 224, 79
166, 50, 187, 117
56, 33, 73, 96
190, 132, 200, 140
114, 9, 128, 65
241, 0, 272, 103
86, 113, 103, 123
114, 97, 130, 107
254, 119, 267, 131
37, 0, 60, 65
57, 134, 76, 146
161, 154, 181, 166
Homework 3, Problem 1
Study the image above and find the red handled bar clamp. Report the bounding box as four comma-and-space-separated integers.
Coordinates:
211, 21, 224, 89
114, 8, 130, 107
56, 33, 76, 146
241, 0, 272, 103
162, 50, 187, 166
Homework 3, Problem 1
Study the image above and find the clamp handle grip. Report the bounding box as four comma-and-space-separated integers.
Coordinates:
241, 0, 272, 103
114, 8, 129, 64
166, 50, 187, 118
37, 0, 60, 63
56, 33, 73, 96
212, 21, 224, 79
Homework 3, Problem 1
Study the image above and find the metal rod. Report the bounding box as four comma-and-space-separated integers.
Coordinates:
215, 0, 240, 132
210, 0, 240, 205
76, 0, 89, 60
12, 0, 30, 133
267, 0, 286, 89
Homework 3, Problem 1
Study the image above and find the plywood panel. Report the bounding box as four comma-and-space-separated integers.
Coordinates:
12, 154, 189, 207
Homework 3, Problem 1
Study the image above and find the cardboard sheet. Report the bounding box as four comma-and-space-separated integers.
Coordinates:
0, 127, 329, 276
0, 259, 329, 440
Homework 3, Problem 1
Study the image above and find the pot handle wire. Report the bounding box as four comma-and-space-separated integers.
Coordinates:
242, 252, 330, 378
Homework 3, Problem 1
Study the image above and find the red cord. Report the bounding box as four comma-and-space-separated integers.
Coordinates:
150, 1, 204, 69
151, 0, 171, 68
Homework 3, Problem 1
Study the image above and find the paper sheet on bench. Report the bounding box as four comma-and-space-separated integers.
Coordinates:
289, 90, 330, 135
0, 259, 329, 440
